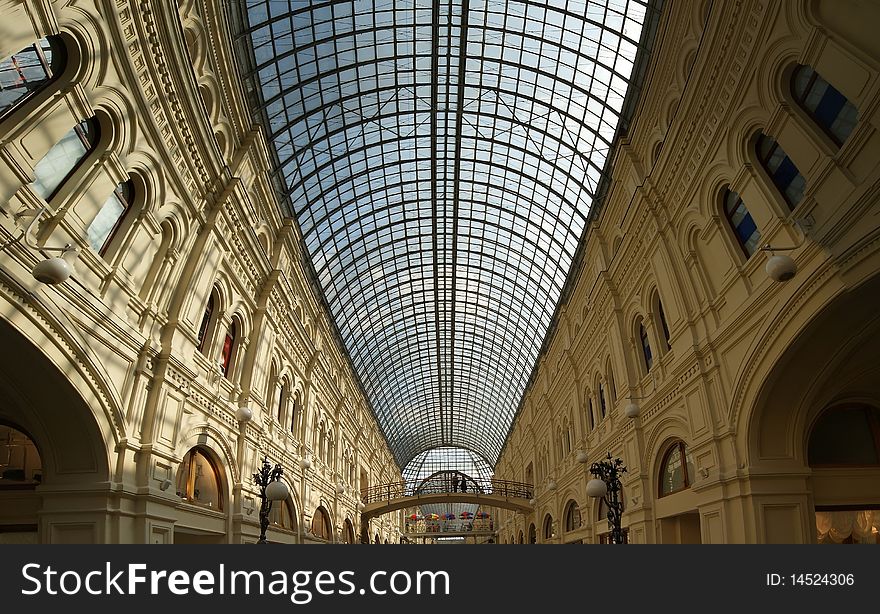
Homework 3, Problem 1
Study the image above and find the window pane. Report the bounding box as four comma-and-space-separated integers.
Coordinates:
660, 445, 684, 496
756, 134, 805, 209
725, 190, 761, 257
0, 37, 60, 116
87, 182, 130, 252
792, 65, 858, 145
30, 118, 98, 199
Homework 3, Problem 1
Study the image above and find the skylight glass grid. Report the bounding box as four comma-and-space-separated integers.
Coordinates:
235, 0, 652, 469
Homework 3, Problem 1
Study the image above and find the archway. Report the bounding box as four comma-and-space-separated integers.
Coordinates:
341, 518, 356, 544
0, 317, 111, 543
744, 274, 880, 542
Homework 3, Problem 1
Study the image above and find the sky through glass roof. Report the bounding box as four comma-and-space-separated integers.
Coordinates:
232, 0, 657, 470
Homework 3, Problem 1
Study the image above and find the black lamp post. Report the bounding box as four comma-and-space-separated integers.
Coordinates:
253, 456, 289, 544
587, 452, 627, 544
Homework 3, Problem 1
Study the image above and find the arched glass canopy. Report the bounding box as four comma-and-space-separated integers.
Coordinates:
231, 0, 658, 469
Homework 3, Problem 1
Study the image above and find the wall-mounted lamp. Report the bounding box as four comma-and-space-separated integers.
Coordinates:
1, 206, 80, 285
298, 456, 312, 470
761, 217, 810, 283
235, 404, 253, 422
335, 482, 346, 495
576, 450, 589, 464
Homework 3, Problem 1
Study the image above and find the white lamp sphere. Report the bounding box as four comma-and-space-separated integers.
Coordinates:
266, 479, 289, 501
528, 498, 536, 506
356, 502, 365, 512
576, 450, 589, 464
32, 257, 72, 285
547, 480, 557, 491
235, 405, 253, 422
586, 478, 608, 498
335, 483, 346, 495
299, 457, 312, 470
765, 254, 796, 282
624, 402, 640, 419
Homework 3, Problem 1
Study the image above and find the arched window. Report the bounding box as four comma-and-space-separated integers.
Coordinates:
176, 447, 223, 510
197, 289, 218, 353
0, 36, 65, 118
269, 499, 295, 531
587, 398, 594, 431
220, 318, 238, 377
564, 421, 572, 455
723, 188, 761, 257
606, 364, 617, 404
517, 530, 524, 544
29, 116, 100, 200
0, 422, 42, 486
654, 294, 671, 350
564, 500, 582, 532
374, 533, 380, 544
277, 378, 288, 424
659, 440, 696, 497
291, 390, 302, 434
756, 133, 806, 210
88, 179, 134, 254
528, 523, 536, 544
791, 64, 858, 146
319, 421, 327, 459
311, 507, 332, 541
599, 382, 607, 419
342, 519, 355, 544
543, 514, 554, 540
639, 321, 653, 372
808, 404, 880, 467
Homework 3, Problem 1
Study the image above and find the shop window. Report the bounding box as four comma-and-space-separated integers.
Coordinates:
0, 423, 42, 487
564, 500, 581, 532
792, 64, 858, 146
543, 514, 554, 540
269, 499, 295, 531
176, 447, 223, 510
311, 507, 332, 541
659, 440, 696, 497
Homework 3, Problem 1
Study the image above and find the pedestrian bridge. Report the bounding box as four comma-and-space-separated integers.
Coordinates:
359, 471, 535, 520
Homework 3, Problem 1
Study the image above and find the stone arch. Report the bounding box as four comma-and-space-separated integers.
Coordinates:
57, 7, 111, 91
737, 273, 880, 467
0, 315, 113, 486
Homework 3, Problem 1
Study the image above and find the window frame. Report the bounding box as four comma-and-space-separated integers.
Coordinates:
791, 64, 858, 148
755, 132, 806, 211
0, 36, 66, 122
722, 187, 761, 258
658, 440, 695, 498
639, 321, 653, 372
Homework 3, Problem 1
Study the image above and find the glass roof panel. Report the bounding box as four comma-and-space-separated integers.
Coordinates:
234, 0, 655, 469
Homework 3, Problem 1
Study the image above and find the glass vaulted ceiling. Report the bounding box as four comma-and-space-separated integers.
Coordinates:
233, 0, 654, 470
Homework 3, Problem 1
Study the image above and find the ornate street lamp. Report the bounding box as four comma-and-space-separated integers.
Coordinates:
253, 456, 289, 544
587, 452, 627, 544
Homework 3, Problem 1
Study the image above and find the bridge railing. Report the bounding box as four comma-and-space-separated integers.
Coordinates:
360, 477, 534, 505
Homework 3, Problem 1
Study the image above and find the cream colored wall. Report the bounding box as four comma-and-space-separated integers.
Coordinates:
0, 0, 401, 544
495, 0, 880, 544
